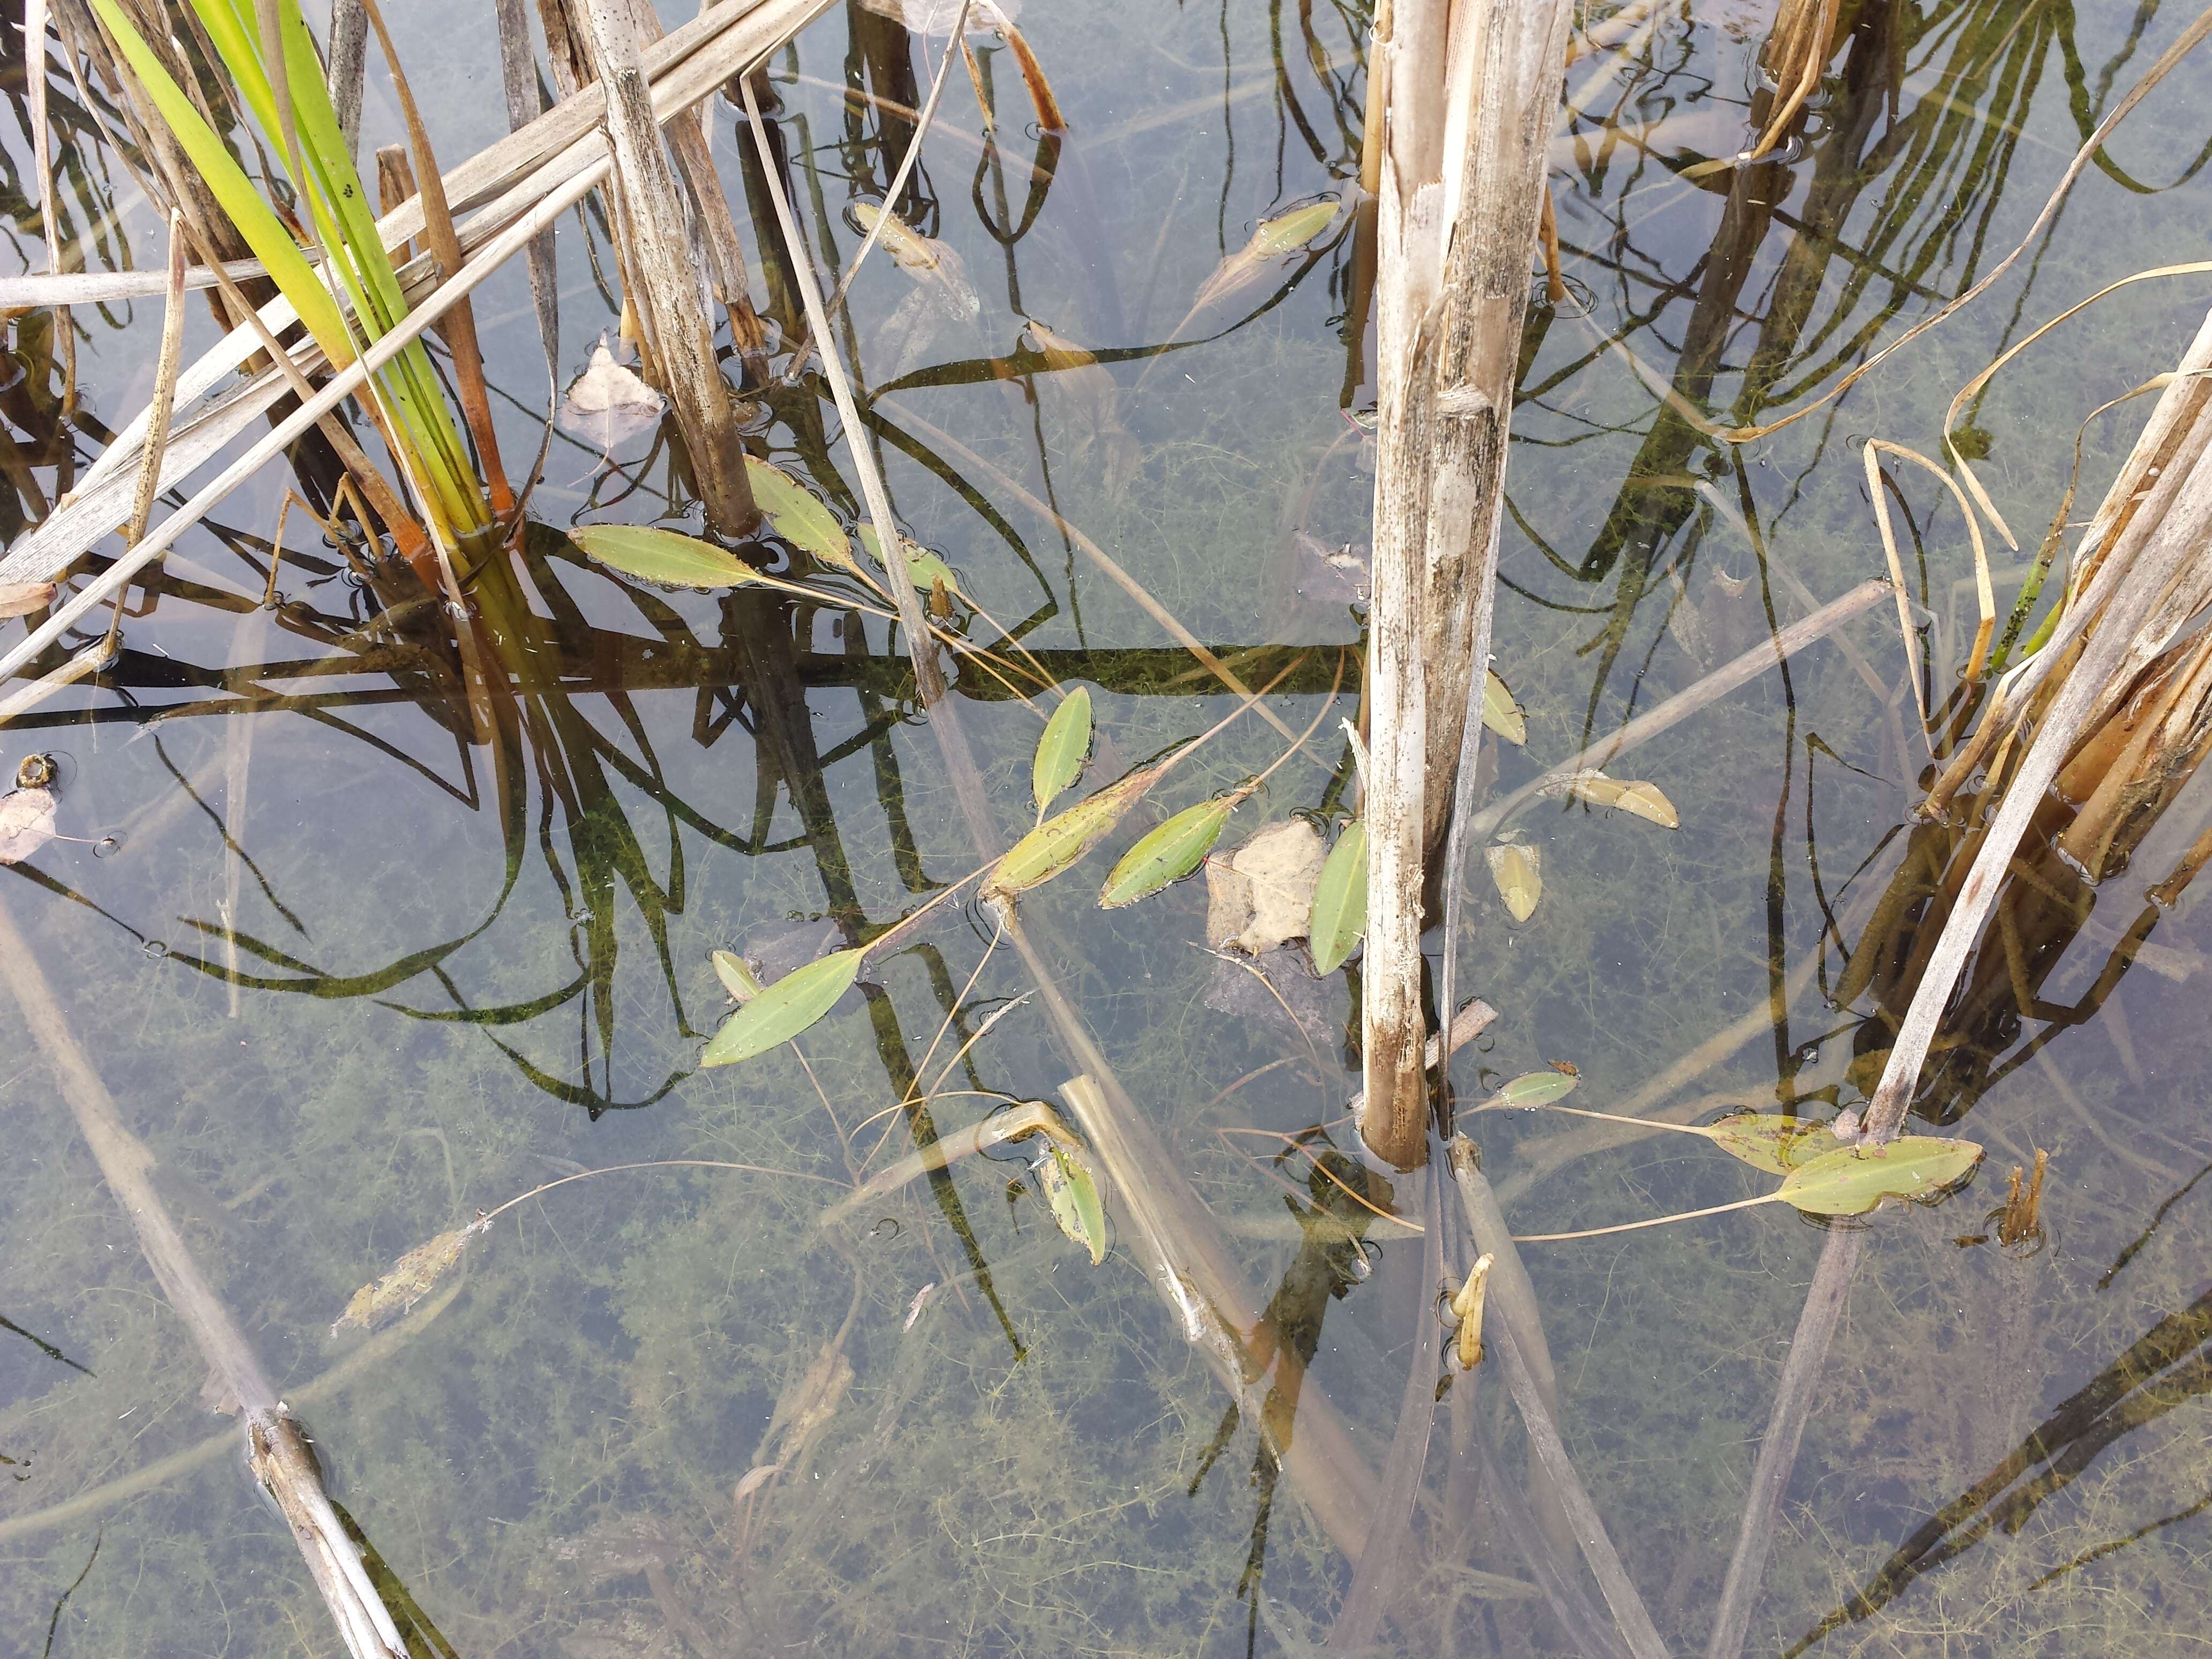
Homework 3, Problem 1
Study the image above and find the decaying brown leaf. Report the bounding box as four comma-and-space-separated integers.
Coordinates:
331, 1215, 491, 1336
859, 0, 1016, 34
1542, 770, 1680, 828
0, 787, 57, 864
0, 582, 56, 620
1205, 819, 1326, 955
558, 334, 665, 453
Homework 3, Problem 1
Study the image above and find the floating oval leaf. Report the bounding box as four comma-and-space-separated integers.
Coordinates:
701, 947, 863, 1066
1705, 1111, 1845, 1175
1036, 1142, 1108, 1264
1100, 795, 1235, 908
986, 760, 1169, 901
1550, 771, 1680, 829
1309, 820, 1367, 974
572, 524, 754, 589
1777, 1136, 1984, 1217
1485, 841, 1541, 922
746, 457, 857, 571
713, 948, 765, 1004
1491, 1070, 1579, 1109
1251, 198, 1342, 257
1175, 198, 1342, 334
1032, 687, 1094, 813
1482, 670, 1526, 745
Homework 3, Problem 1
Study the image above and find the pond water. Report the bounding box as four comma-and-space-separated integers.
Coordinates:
5, 0, 2212, 1654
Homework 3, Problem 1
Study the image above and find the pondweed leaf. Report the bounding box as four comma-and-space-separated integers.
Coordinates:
713, 948, 765, 1004
1308, 820, 1367, 973
1548, 771, 1679, 829
859, 525, 963, 600
572, 525, 753, 589
1482, 670, 1527, 745
1485, 841, 1541, 922
701, 948, 863, 1066
853, 200, 980, 319
1100, 795, 1234, 907
1032, 687, 1094, 812
1036, 1142, 1108, 1264
746, 458, 858, 572
1252, 198, 1343, 257
332, 1216, 491, 1336
1777, 1136, 1983, 1216
986, 760, 1169, 902
1175, 198, 1342, 332
1492, 1070, 1578, 1109
1705, 1112, 1845, 1175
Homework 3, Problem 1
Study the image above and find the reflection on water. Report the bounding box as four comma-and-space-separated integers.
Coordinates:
5, 0, 2212, 1653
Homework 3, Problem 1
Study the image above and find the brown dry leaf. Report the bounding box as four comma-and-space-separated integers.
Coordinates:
1544, 770, 1680, 829
331, 1216, 490, 1336
1485, 840, 1542, 922
558, 334, 665, 453
0, 581, 56, 620
859, 0, 1017, 34
1206, 820, 1326, 954
0, 787, 57, 864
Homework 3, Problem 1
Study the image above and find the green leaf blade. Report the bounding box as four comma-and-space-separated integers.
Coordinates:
1309, 820, 1367, 973
700, 948, 862, 1067
1032, 687, 1094, 813
1098, 796, 1232, 908
749, 459, 858, 572
985, 761, 1168, 902
1038, 1144, 1109, 1264
573, 525, 756, 589
1777, 1137, 1984, 1217
1705, 1112, 1845, 1175
1492, 1071, 1578, 1109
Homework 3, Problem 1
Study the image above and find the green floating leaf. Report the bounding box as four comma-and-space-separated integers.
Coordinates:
1492, 1070, 1578, 1109
1251, 198, 1342, 257
701, 948, 862, 1067
985, 760, 1169, 902
747, 458, 858, 572
1482, 670, 1527, 745
1036, 1142, 1109, 1264
1032, 687, 1094, 813
1100, 795, 1234, 908
1705, 1112, 1845, 1175
573, 525, 754, 589
1309, 820, 1367, 974
1777, 1136, 1984, 1217
712, 948, 764, 1004
858, 524, 961, 598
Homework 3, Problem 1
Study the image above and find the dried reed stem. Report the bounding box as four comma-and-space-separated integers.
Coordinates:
0, 893, 411, 1658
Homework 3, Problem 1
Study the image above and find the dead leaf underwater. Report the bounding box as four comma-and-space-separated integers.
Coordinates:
331, 1216, 492, 1336
0, 787, 58, 864
558, 333, 664, 452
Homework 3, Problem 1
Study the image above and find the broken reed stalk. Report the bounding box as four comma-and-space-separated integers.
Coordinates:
0, 893, 411, 1659
579, 0, 758, 535
1449, 1135, 1669, 1659
1703, 310, 2212, 1659
1362, 0, 1574, 1168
